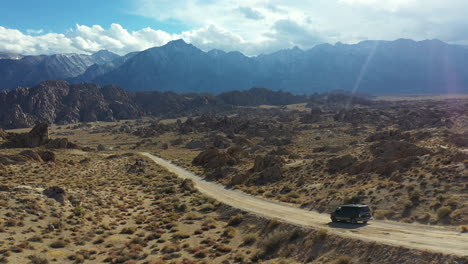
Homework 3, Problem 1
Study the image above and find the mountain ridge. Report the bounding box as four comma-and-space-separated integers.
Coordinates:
0, 50, 119, 89
0, 81, 307, 129
1, 39, 468, 94
87, 38, 468, 94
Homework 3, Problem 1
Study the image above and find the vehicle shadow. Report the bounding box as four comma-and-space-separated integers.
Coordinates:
327, 222, 367, 229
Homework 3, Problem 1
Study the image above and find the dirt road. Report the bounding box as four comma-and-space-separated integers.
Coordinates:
141, 152, 468, 257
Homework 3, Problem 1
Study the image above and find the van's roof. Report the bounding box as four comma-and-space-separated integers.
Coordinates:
340, 204, 369, 208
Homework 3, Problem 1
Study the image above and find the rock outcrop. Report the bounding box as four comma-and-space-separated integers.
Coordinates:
192, 148, 238, 169
43, 186, 68, 204
248, 154, 284, 185
2, 123, 49, 148
0, 150, 55, 165
2, 123, 80, 149
0, 81, 144, 129
348, 140, 430, 176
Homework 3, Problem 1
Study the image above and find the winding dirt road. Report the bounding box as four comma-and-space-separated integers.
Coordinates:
141, 152, 468, 257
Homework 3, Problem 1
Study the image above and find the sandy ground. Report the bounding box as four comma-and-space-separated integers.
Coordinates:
141, 152, 468, 257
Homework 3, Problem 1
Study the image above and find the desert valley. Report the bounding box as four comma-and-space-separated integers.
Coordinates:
1, 3, 468, 262
0, 83, 467, 263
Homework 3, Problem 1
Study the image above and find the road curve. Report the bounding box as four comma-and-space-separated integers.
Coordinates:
141, 152, 468, 257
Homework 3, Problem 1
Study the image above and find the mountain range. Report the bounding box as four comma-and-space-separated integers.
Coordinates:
1, 39, 467, 94
0, 50, 118, 89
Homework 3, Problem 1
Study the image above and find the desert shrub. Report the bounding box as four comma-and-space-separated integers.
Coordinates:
460, 225, 468, 233
242, 234, 258, 246
49, 240, 67, 248
5, 219, 18, 227
287, 192, 300, 199
185, 212, 201, 220
234, 254, 245, 263
403, 200, 413, 209
373, 210, 394, 220
199, 203, 215, 212
28, 255, 49, 264
445, 198, 458, 209
343, 195, 362, 204
316, 229, 328, 240
261, 232, 289, 257
120, 227, 136, 234
28, 235, 43, 242
93, 237, 105, 244
172, 232, 190, 240
180, 179, 195, 192
289, 229, 302, 241
223, 227, 237, 238
173, 203, 187, 212
437, 206, 452, 219
410, 190, 420, 201
193, 249, 207, 258
161, 244, 180, 254
228, 214, 244, 226
215, 244, 232, 253
72, 206, 86, 217
334, 256, 352, 264
266, 218, 280, 231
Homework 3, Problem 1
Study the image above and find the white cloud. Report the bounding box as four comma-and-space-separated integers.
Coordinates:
132, 0, 468, 48
0, 24, 179, 55
26, 29, 44, 34
338, 0, 417, 12
1, 0, 467, 56
237, 7, 265, 20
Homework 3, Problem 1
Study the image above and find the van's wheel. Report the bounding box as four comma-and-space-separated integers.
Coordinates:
351, 218, 357, 224
363, 221, 368, 224
331, 216, 337, 223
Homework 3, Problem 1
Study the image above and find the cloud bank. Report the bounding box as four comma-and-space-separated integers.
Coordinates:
0, 0, 467, 56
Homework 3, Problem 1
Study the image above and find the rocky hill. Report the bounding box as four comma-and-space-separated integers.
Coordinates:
0, 81, 143, 129
0, 81, 309, 129
0, 50, 119, 89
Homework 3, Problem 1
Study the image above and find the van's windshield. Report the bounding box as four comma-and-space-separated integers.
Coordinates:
359, 207, 370, 212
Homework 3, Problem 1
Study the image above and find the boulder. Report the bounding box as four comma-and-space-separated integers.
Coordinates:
127, 159, 146, 174
192, 148, 237, 169
97, 144, 107, 151
185, 140, 206, 149
43, 186, 67, 204
19, 150, 43, 162
208, 134, 231, 149
0, 154, 32, 165
249, 154, 284, 185
252, 154, 283, 172
232, 136, 251, 146
38, 151, 56, 162
45, 138, 79, 149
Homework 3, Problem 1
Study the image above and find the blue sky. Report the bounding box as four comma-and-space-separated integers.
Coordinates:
0, 0, 188, 33
0, 0, 467, 55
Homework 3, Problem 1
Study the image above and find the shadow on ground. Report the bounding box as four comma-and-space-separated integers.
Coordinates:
327, 222, 368, 229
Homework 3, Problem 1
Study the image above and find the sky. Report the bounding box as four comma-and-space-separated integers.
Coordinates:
0, 0, 467, 56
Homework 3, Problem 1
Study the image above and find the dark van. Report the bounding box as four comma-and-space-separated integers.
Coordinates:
331, 204, 372, 224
